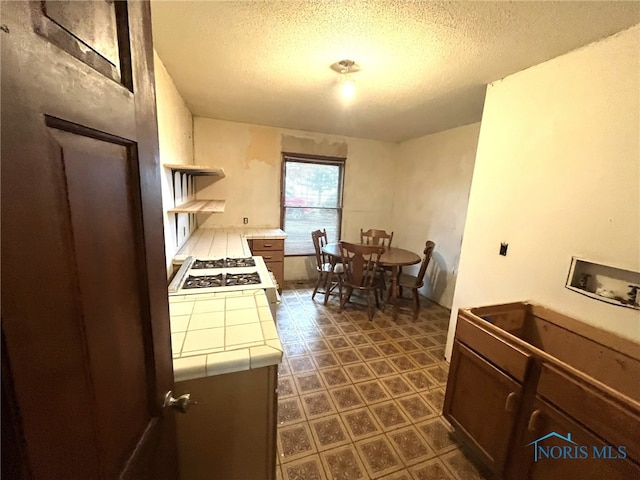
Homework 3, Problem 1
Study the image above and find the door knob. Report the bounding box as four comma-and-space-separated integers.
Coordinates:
163, 390, 194, 413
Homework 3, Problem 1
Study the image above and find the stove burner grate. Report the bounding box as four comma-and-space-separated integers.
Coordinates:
183, 274, 224, 289
225, 257, 256, 268
190, 257, 256, 269
225, 272, 261, 286
192, 259, 225, 269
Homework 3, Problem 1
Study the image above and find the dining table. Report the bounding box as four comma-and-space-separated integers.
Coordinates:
321, 242, 421, 319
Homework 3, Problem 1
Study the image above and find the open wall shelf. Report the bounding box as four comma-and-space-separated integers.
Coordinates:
163, 164, 225, 178
566, 257, 640, 310
164, 164, 226, 246
168, 199, 226, 214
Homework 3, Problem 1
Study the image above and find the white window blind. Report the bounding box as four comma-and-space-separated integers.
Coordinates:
281, 155, 345, 255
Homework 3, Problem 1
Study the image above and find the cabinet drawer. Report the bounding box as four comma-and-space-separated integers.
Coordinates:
537, 363, 640, 463
456, 315, 530, 382
254, 249, 284, 263
251, 239, 284, 251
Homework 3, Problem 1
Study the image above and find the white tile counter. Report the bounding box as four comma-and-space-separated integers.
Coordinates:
173, 227, 287, 262
169, 288, 283, 382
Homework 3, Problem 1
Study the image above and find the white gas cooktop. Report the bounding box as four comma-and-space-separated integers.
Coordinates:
168, 256, 275, 296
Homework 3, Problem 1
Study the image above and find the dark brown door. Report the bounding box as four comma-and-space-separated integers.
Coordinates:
1, 1, 176, 479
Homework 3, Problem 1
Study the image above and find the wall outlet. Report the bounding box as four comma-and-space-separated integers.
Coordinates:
243, 217, 248, 224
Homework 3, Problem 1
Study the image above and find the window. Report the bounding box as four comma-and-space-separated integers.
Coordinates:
281, 154, 345, 255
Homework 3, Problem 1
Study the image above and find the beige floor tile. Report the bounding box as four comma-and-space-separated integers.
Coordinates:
355, 434, 404, 478
277, 423, 317, 464
415, 417, 460, 454
439, 449, 489, 480
281, 454, 327, 480
387, 426, 436, 466
320, 444, 368, 480
277, 396, 307, 426
308, 414, 351, 452
341, 407, 384, 441
328, 385, 365, 412
370, 400, 411, 432
293, 371, 326, 394
410, 457, 457, 480
300, 391, 338, 420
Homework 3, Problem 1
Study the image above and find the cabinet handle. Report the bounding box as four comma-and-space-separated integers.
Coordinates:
504, 392, 517, 412
264, 255, 272, 259
263, 243, 272, 247
527, 409, 541, 432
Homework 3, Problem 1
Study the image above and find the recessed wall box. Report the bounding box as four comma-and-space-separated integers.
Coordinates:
566, 257, 640, 310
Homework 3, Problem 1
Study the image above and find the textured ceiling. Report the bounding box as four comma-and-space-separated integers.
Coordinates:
151, 1, 640, 142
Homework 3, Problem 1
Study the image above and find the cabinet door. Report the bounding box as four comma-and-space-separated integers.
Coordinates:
522, 397, 640, 480
443, 341, 522, 475
175, 366, 278, 480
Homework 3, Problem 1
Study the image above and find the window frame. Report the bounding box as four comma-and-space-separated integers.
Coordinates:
280, 152, 346, 257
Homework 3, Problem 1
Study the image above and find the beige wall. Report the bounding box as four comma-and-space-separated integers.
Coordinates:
192, 117, 397, 280
154, 51, 194, 275
446, 25, 640, 360
393, 123, 480, 308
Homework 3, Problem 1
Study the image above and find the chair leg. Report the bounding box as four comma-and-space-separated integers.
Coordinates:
377, 275, 386, 305
338, 286, 352, 313
412, 289, 420, 320
311, 272, 324, 300
367, 290, 374, 321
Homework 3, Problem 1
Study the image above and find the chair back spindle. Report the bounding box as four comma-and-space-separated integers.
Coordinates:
360, 228, 394, 248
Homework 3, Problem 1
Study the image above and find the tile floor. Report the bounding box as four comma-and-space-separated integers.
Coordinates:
274, 281, 491, 480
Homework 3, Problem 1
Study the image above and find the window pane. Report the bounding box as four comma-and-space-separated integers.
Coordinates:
284, 162, 341, 208
283, 207, 339, 255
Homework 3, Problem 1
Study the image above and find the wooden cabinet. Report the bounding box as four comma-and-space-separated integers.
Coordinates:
444, 302, 640, 480
250, 238, 284, 290
444, 341, 523, 476
174, 366, 278, 480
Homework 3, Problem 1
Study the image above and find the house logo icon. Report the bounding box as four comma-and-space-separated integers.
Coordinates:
527, 432, 577, 462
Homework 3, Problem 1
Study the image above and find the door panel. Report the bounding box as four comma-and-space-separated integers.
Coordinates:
31, 0, 131, 86
50, 124, 153, 478
1, 1, 175, 479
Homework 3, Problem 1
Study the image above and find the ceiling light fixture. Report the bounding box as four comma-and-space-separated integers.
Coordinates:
331, 59, 359, 100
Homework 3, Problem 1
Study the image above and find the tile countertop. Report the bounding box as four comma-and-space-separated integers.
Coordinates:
169, 288, 283, 382
173, 227, 287, 263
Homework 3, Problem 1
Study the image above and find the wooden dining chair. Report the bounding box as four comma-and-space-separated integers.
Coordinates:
360, 228, 393, 247
338, 241, 385, 321
394, 240, 436, 319
311, 229, 344, 304
360, 228, 394, 299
